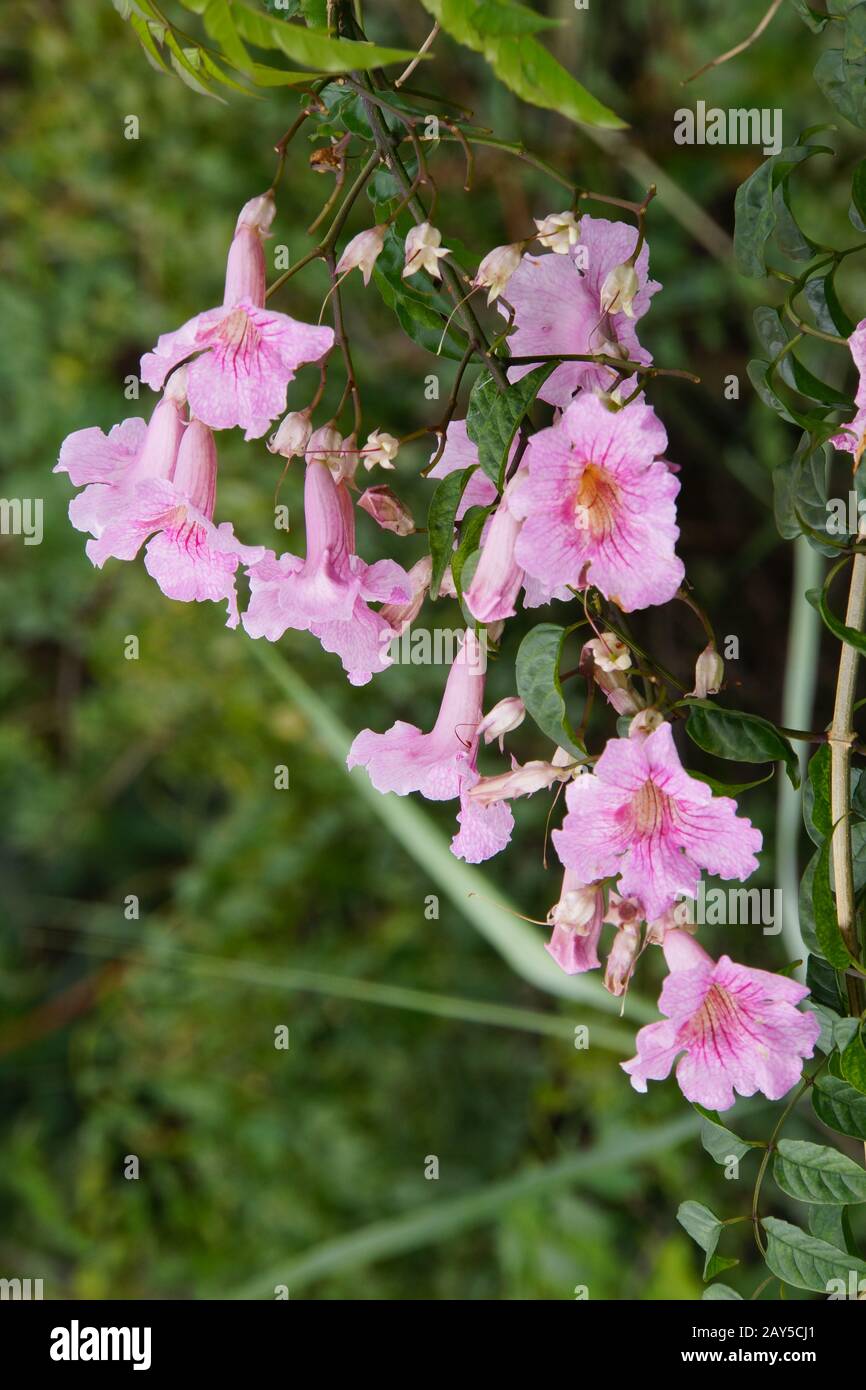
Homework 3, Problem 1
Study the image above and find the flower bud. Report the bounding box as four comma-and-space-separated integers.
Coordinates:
691, 643, 725, 699
164, 363, 189, 405
305, 425, 343, 469
472, 243, 523, 304
361, 429, 400, 471
223, 190, 275, 309
268, 409, 312, 460
358, 484, 415, 536
628, 708, 664, 739
604, 923, 641, 996
580, 638, 644, 715
173, 418, 217, 519
477, 696, 525, 749
402, 221, 450, 280
534, 210, 580, 255
551, 882, 603, 935
600, 261, 640, 318
468, 758, 571, 806
336, 225, 387, 287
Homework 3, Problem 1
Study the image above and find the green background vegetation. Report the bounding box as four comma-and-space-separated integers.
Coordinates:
2, 0, 864, 1298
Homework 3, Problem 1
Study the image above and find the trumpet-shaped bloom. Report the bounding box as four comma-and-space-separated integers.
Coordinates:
141, 193, 333, 440
81, 418, 263, 628
552, 722, 762, 922
622, 930, 820, 1110
545, 872, 604, 975
243, 460, 410, 685
513, 394, 684, 611
347, 630, 513, 862
464, 479, 524, 624
504, 216, 659, 407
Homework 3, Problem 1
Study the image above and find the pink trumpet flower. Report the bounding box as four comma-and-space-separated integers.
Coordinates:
243, 459, 411, 686
552, 722, 762, 922
622, 930, 820, 1111
347, 630, 514, 862
141, 193, 334, 440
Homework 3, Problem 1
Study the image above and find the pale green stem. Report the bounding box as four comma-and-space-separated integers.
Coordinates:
776, 537, 823, 973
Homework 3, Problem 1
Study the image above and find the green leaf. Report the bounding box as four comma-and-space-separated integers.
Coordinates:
164, 33, 225, 100
687, 769, 773, 797
702, 1283, 743, 1300
807, 953, 845, 1013
515, 624, 583, 758
773, 441, 837, 554
427, 468, 474, 599
804, 745, 831, 844
734, 143, 832, 277
699, 1113, 752, 1167
805, 272, 855, 338
231, 3, 426, 71
813, 1073, 866, 1139
683, 699, 800, 788
812, 835, 852, 968
762, 1215, 866, 1292
466, 364, 554, 489
128, 14, 171, 72
451, 504, 491, 601
807, 560, 866, 657
202, 0, 252, 71
809, 1203, 857, 1253
841, 1024, 866, 1095
774, 1138, 866, 1204
419, 0, 624, 130
676, 1201, 726, 1279
815, 45, 866, 131
788, 0, 832, 32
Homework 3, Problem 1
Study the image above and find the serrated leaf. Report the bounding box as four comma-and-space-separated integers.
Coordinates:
813, 1073, 866, 1138
515, 623, 582, 758
774, 1138, 866, 1204
466, 364, 554, 489
683, 699, 800, 788
762, 1215, 866, 1292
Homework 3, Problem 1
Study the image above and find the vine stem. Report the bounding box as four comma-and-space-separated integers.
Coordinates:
830, 544, 866, 1012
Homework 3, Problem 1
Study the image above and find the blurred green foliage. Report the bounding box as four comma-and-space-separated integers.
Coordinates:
2, 0, 866, 1299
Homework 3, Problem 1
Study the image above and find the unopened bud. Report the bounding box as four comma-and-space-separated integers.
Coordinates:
380, 555, 431, 635
691, 643, 724, 699
604, 923, 641, 996
336, 225, 387, 287
600, 261, 640, 318
268, 410, 312, 459
473, 243, 523, 304
628, 708, 664, 739
477, 696, 525, 749
358, 484, 415, 536
468, 758, 571, 807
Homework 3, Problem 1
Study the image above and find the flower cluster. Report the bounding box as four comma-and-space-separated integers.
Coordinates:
57, 192, 819, 1113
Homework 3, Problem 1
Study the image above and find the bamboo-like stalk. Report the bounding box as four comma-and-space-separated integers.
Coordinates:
829, 547, 866, 1013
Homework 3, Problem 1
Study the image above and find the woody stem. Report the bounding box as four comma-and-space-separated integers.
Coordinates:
829, 549, 866, 1014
